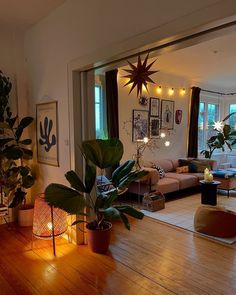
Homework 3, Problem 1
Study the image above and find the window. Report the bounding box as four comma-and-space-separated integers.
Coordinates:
198, 101, 219, 152
229, 104, 236, 149
95, 85, 107, 139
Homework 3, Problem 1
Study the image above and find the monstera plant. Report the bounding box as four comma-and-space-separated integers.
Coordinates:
201, 113, 236, 159
45, 138, 148, 253
0, 70, 35, 215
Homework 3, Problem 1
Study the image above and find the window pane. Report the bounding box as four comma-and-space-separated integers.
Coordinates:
229, 104, 236, 129
198, 102, 205, 151
207, 103, 218, 140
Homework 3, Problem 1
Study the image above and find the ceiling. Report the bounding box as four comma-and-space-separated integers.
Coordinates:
0, 0, 65, 30
153, 31, 236, 92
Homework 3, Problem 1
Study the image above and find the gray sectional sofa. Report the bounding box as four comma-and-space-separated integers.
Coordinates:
128, 158, 217, 195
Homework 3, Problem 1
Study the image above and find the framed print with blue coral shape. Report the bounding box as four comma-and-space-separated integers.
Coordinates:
36, 101, 59, 166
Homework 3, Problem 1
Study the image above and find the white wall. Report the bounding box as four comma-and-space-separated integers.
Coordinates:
0, 27, 26, 115
24, 0, 236, 193
118, 70, 190, 162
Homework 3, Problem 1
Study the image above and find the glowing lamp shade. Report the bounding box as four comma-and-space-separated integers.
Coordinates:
33, 193, 67, 240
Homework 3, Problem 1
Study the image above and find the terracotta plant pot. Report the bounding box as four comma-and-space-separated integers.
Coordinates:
18, 205, 34, 227
86, 221, 112, 254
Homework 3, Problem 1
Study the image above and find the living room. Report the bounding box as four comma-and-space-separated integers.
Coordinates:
1, 1, 236, 294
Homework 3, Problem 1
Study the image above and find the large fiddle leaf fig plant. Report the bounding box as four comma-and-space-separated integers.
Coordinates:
201, 113, 236, 159
45, 138, 148, 230
0, 70, 35, 208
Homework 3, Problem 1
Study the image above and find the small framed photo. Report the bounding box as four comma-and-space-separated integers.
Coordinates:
149, 117, 160, 138
132, 110, 149, 141
149, 97, 160, 117
161, 99, 175, 129
36, 101, 59, 166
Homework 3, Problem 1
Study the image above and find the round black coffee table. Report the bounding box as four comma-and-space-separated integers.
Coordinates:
199, 180, 221, 206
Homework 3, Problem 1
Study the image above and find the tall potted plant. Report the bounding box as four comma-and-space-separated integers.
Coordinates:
0, 70, 35, 226
45, 138, 148, 253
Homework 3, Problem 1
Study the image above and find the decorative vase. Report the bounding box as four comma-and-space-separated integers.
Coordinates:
86, 221, 112, 254
18, 205, 34, 227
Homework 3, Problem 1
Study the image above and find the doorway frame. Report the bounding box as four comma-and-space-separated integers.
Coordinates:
67, 15, 236, 244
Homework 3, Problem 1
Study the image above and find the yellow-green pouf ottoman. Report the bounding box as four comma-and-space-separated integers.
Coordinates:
194, 205, 236, 238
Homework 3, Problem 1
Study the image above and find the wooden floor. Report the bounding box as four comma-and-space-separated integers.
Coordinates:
0, 218, 236, 295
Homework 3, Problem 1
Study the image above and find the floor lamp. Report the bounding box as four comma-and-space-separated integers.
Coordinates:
32, 193, 68, 256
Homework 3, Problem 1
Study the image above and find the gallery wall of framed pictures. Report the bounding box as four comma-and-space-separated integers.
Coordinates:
132, 97, 175, 141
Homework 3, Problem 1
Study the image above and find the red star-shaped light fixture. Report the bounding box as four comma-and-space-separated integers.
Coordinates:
123, 54, 158, 96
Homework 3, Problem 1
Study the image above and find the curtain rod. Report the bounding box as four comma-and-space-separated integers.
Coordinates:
201, 88, 236, 96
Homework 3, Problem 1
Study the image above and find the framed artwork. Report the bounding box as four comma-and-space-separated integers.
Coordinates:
132, 110, 149, 141
149, 117, 160, 138
149, 97, 160, 117
161, 99, 175, 129
36, 101, 59, 166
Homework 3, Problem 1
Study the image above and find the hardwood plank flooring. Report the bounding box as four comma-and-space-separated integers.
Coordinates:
0, 218, 235, 294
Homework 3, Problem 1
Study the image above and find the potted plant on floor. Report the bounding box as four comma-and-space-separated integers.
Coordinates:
45, 138, 148, 253
0, 70, 35, 226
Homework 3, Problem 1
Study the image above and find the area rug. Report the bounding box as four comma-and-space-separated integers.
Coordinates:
141, 193, 236, 245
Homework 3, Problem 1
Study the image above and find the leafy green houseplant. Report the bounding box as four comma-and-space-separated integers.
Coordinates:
201, 115, 236, 159
0, 70, 35, 224
45, 138, 148, 253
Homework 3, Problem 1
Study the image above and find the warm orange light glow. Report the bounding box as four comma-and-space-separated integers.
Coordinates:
142, 84, 148, 92
157, 86, 162, 94
168, 88, 174, 95
180, 88, 186, 96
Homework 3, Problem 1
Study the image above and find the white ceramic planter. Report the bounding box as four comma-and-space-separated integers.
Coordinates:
18, 206, 34, 227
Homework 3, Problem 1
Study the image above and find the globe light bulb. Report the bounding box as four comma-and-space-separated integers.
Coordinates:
143, 137, 149, 144
157, 86, 162, 94
168, 88, 174, 95
180, 88, 186, 95
165, 141, 170, 147
160, 132, 166, 138
213, 121, 224, 131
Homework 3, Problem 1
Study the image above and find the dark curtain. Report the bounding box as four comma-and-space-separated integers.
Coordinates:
105, 69, 119, 138
105, 69, 119, 176
187, 86, 201, 158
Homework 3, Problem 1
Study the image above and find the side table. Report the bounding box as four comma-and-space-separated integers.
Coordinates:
199, 180, 221, 206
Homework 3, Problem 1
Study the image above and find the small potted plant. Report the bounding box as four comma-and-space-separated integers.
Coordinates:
45, 138, 148, 253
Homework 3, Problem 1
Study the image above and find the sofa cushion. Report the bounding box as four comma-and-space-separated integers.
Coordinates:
156, 177, 179, 194
153, 159, 173, 172
165, 172, 198, 189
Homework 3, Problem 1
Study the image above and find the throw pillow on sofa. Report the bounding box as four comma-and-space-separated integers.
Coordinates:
188, 160, 210, 173
153, 164, 165, 178
176, 165, 189, 173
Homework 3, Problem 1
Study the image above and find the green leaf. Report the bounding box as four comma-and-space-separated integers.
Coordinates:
45, 183, 86, 215
19, 166, 30, 177
118, 170, 148, 189
22, 175, 35, 188
82, 138, 123, 169
19, 117, 33, 129
19, 139, 32, 145
102, 207, 121, 220
223, 124, 231, 139
85, 163, 96, 193
5, 147, 23, 160
112, 160, 135, 187
119, 212, 130, 230
6, 116, 17, 128
21, 148, 33, 160
0, 138, 14, 148
15, 126, 23, 141
115, 205, 144, 220
9, 188, 27, 208
65, 170, 86, 192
